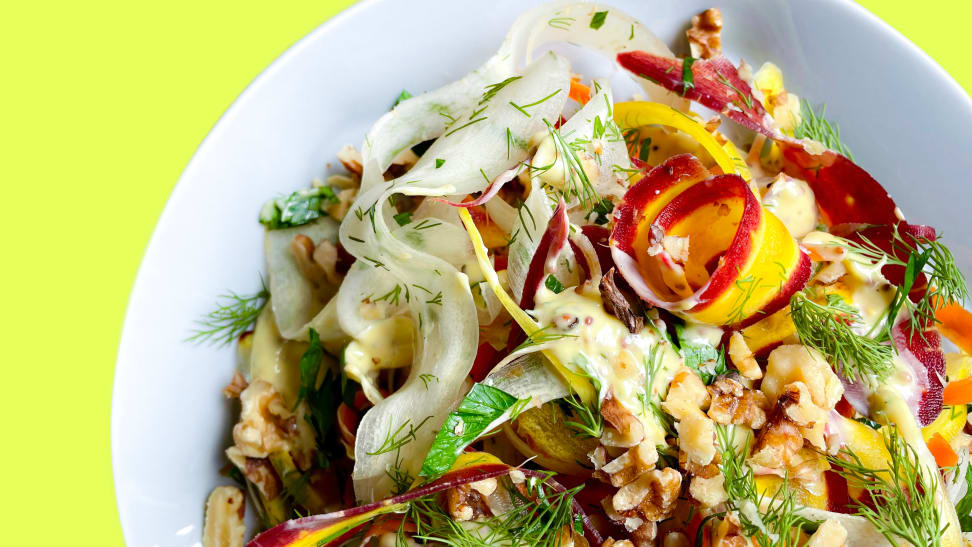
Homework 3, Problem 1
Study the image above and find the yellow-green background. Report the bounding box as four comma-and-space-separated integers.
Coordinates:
1, 0, 967, 544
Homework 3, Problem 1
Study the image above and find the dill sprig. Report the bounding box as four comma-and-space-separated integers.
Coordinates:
513, 325, 577, 352
405, 474, 582, 546
715, 425, 815, 547
837, 227, 968, 338
366, 415, 432, 456
188, 278, 268, 345
793, 99, 853, 159
543, 119, 600, 208
562, 354, 604, 439
828, 428, 945, 547
789, 291, 894, 383
638, 345, 675, 436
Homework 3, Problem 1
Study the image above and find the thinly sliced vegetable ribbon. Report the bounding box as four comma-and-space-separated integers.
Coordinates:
458, 207, 595, 403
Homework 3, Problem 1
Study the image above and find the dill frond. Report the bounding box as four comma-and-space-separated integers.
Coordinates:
789, 291, 894, 383
187, 278, 268, 346
828, 428, 945, 547
793, 99, 854, 159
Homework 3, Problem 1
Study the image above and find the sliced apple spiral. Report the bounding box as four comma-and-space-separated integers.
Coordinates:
610, 154, 810, 327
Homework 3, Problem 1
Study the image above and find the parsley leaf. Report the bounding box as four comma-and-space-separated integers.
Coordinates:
674, 322, 727, 384
258, 186, 338, 229
393, 211, 412, 226
420, 384, 524, 478
681, 56, 697, 95
589, 10, 608, 30
294, 328, 324, 410
435, 158, 445, 169
591, 197, 614, 225
956, 464, 972, 532
545, 274, 565, 294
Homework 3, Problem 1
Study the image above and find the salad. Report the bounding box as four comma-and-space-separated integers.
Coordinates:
193, 3, 972, 546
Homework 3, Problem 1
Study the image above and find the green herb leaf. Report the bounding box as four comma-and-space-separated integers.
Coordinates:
589, 10, 608, 30
188, 279, 269, 346
393, 211, 412, 226
258, 186, 338, 229
674, 323, 727, 384
681, 56, 697, 96
294, 328, 324, 409
545, 275, 565, 294
591, 198, 614, 225
955, 464, 972, 532
393, 89, 413, 107
828, 428, 945, 546
793, 99, 853, 159
420, 384, 522, 478
434, 158, 445, 169
789, 291, 894, 383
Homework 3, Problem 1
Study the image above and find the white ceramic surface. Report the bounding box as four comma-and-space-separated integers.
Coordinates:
111, 0, 972, 544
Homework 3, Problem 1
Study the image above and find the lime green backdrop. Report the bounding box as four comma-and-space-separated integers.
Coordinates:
0, 0, 967, 544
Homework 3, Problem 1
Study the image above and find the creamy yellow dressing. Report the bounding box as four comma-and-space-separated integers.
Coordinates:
761, 174, 817, 238
532, 287, 683, 445
680, 321, 724, 347
343, 315, 415, 404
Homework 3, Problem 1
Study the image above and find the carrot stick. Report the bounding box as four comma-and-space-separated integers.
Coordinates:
927, 432, 959, 467
943, 377, 972, 406
937, 301, 972, 355
569, 78, 591, 105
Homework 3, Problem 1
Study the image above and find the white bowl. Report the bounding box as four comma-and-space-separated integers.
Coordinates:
111, 0, 972, 544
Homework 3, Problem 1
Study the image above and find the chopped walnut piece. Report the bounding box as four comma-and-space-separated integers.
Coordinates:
727, 332, 762, 380
222, 371, 248, 399
763, 345, 843, 449
232, 380, 296, 457
712, 512, 749, 547
706, 376, 768, 429
805, 518, 848, 547
612, 468, 682, 520
325, 188, 357, 222
750, 385, 805, 468
312, 240, 341, 285
675, 408, 717, 466
595, 442, 659, 487
226, 448, 281, 500
601, 394, 646, 447
337, 144, 363, 176
679, 449, 720, 479
687, 8, 723, 59
662, 367, 710, 418
202, 486, 245, 547
630, 521, 659, 546
602, 539, 635, 547
445, 483, 491, 522
689, 474, 728, 508
290, 234, 327, 285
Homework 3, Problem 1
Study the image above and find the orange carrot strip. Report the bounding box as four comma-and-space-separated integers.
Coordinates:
927, 432, 958, 468
943, 376, 972, 406
569, 78, 591, 105
937, 301, 972, 355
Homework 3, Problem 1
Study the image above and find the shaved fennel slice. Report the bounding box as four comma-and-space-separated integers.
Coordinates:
484, 348, 569, 402
343, 55, 571, 501
557, 81, 632, 200
507, 181, 554, 302
264, 217, 340, 339
508, 1, 682, 108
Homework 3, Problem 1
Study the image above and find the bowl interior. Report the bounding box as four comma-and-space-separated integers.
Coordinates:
111, 0, 972, 544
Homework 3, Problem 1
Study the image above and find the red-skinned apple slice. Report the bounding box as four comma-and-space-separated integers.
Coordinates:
611, 155, 810, 327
